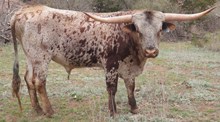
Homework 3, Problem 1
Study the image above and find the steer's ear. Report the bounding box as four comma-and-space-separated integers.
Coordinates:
122, 24, 136, 33
162, 22, 176, 32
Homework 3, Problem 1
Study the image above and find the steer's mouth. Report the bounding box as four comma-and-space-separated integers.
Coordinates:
145, 49, 159, 58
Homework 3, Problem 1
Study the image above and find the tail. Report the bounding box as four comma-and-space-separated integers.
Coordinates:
11, 15, 22, 111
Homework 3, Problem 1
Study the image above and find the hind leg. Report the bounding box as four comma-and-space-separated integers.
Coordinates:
24, 66, 43, 115
32, 59, 54, 117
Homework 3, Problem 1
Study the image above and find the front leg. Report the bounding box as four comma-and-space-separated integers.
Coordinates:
124, 78, 138, 114
105, 68, 118, 117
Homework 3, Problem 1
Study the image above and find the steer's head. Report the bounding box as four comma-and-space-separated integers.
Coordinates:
84, 7, 215, 58
121, 11, 173, 58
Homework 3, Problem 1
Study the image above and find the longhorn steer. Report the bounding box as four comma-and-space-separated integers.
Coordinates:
11, 5, 215, 117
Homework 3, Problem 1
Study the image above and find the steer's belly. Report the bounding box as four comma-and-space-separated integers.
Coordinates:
52, 52, 102, 69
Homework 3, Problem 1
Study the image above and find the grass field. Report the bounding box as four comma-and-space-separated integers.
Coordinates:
0, 42, 220, 122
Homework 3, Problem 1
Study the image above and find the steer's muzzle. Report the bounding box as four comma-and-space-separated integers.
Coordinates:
145, 48, 159, 58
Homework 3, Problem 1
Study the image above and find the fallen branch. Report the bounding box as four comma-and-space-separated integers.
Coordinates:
1, 0, 5, 12
5, 27, 11, 31
1, 0, 10, 12
0, 35, 10, 42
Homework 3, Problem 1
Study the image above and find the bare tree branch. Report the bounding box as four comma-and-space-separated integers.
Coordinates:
2, 0, 5, 12
8, 0, 10, 8
66, 0, 70, 10
0, 35, 10, 42
121, 0, 129, 9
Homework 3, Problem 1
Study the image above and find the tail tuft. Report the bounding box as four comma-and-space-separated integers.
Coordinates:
12, 58, 22, 111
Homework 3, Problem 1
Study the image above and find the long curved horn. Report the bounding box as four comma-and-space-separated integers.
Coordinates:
164, 7, 216, 21
84, 12, 132, 23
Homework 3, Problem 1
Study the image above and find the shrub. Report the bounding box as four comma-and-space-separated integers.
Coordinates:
181, 0, 216, 12
132, 0, 179, 12
191, 31, 220, 52
92, 0, 124, 12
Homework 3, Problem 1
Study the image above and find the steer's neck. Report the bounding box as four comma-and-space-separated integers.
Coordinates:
127, 35, 147, 66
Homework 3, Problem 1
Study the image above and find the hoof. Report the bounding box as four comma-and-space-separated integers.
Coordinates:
45, 113, 53, 118
34, 107, 44, 116
45, 109, 54, 118
110, 111, 117, 118
130, 108, 139, 114
36, 110, 44, 116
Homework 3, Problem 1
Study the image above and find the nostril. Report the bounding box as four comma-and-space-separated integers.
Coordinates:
147, 46, 155, 50
145, 48, 159, 58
